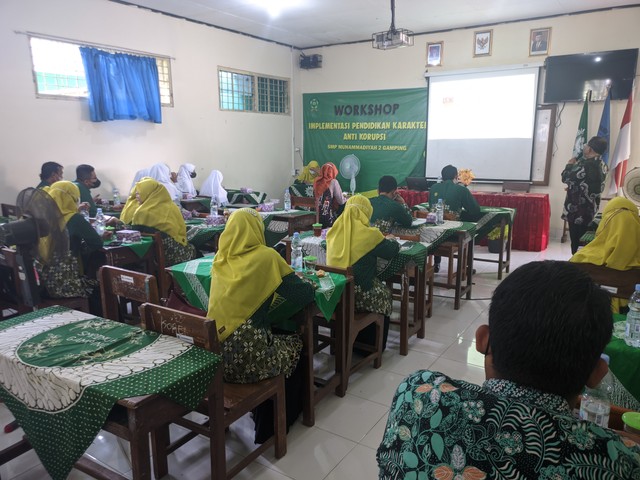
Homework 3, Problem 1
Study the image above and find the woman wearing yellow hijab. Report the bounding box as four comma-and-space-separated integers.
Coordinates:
207, 208, 314, 442
38, 181, 102, 306
326, 195, 400, 349
295, 160, 320, 184
123, 177, 195, 266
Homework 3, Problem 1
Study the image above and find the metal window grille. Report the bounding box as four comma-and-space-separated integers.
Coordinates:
219, 68, 289, 115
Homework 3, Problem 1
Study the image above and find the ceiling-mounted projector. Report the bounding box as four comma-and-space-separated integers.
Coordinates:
372, 28, 414, 50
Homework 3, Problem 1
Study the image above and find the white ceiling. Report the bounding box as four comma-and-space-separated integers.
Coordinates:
111, 0, 638, 49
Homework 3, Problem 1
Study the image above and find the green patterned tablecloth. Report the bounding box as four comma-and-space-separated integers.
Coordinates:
0, 306, 220, 480
391, 220, 476, 255
289, 183, 315, 199
103, 235, 153, 257
297, 231, 431, 280
411, 203, 513, 240
606, 315, 640, 405
167, 257, 346, 324
185, 219, 226, 249
226, 189, 268, 205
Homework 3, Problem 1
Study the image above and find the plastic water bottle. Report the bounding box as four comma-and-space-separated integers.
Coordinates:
291, 232, 303, 272
625, 284, 640, 347
579, 354, 613, 428
437, 175, 442, 183
113, 188, 121, 206
210, 195, 219, 216
81, 208, 90, 222
284, 189, 292, 211
94, 208, 106, 235
435, 199, 444, 224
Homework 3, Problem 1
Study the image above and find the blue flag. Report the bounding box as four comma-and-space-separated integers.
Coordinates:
597, 89, 611, 166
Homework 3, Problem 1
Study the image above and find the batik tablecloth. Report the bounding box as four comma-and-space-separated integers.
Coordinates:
0, 306, 220, 480
226, 189, 268, 205
606, 315, 640, 405
412, 204, 514, 241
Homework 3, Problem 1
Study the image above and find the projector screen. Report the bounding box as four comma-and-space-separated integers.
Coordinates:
426, 67, 539, 181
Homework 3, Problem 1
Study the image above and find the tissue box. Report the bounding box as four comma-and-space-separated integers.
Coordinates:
116, 229, 142, 242
240, 187, 254, 194
205, 214, 226, 226
425, 213, 437, 224
259, 202, 275, 212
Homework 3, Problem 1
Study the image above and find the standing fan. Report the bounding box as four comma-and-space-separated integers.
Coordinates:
0, 188, 68, 307
623, 167, 640, 206
339, 154, 361, 194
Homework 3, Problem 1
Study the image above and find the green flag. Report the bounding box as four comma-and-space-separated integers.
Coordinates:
572, 90, 591, 158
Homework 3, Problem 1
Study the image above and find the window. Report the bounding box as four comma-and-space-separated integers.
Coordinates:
29, 37, 173, 106
218, 68, 289, 114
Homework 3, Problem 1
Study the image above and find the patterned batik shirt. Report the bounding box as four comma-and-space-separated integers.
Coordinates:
561, 155, 607, 226
377, 370, 640, 480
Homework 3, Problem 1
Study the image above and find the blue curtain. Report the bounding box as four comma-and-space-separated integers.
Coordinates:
80, 47, 162, 123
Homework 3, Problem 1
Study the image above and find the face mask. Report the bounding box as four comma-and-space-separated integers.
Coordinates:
190, 171, 197, 178
91, 179, 101, 189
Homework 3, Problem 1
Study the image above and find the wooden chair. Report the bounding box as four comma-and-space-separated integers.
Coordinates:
99, 265, 160, 323
0, 204, 19, 219
0, 248, 30, 319
571, 263, 640, 300
291, 195, 319, 223
139, 232, 170, 300
0, 247, 90, 314
313, 265, 384, 389
501, 181, 531, 193
139, 303, 287, 479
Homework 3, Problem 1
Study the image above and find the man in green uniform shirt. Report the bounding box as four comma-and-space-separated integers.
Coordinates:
429, 165, 480, 272
74, 164, 102, 217
370, 175, 413, 234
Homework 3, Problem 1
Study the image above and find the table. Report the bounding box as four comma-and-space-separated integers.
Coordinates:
606, 315, 640, 406
226, 189, 268, 205
185, 219, 225, 250
397, 189, 550, 251
0, 306, 220, 480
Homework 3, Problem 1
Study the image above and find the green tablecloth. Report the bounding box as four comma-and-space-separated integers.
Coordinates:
606, 315, 640, 404
103, 235, 153, 257
0, 306, 220, 480
297, 231, 430, 280
226, 189, 268, 205
289, 183, 315, 198
391, 220, 476, 255
185, 219, 225, 249
167, 257, 347, 324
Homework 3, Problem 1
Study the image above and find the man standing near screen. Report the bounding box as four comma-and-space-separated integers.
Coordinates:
561, 136, 608, 254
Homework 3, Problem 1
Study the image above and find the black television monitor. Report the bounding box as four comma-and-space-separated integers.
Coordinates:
543, 48, 638, 103
406, 177, 435, 191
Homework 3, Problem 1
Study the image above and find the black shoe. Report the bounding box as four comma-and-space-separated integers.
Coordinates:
434, 263, 440, 273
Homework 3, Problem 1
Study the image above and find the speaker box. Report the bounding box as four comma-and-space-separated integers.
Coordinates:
299, 54, 322, 69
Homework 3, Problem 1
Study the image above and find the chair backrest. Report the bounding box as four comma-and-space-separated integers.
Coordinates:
291, 195, 319, 223
141, 232, 170, 300
571, 262, 640, 299
502, 181, 531, 193
0, 248, 26, 317
139, 302, 219, 354
99, 265, 160, 322
1, 204, 20, 219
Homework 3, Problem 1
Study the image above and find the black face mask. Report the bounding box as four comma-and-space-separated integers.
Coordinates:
190, 171, 197, 179
91, 179, 101, 189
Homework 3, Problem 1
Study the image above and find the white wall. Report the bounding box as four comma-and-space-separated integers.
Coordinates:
0, 0, 297, 205
296, 7, 640, 238
2, 0, 639, 240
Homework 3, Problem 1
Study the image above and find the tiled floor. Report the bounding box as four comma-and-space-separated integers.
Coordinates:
0, 240, 573, 479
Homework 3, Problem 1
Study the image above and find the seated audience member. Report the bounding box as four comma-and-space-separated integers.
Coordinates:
38, 181, 106, 313
571, 196, 640, 314
327, 195, 400, 350
429, 165, 481, 272
295, 160, 320, 185
176, 163, 197, 198
74, 164, 102, 217
207, 208, 314, 442
370, 175, 413, 234
121, 178, 196, 266
37, 162, 63, 189
377, 260, 640, 478
314, 162, 346, 227
148, 162, 181, 204
200, 169, 228, 205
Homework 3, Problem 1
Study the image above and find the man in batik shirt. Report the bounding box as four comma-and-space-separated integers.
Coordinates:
378, 260, 640, 479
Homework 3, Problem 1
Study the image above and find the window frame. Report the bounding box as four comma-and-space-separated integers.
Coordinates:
28, 34, 174, 107
218, 67, 290, 115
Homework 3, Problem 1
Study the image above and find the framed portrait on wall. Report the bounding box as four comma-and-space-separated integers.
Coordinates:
530, 27, 551, 56
427, 42, 443, 66
473, 30, 492, 57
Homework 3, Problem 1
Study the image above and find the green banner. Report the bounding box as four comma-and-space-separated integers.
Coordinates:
303, 88, 428, 193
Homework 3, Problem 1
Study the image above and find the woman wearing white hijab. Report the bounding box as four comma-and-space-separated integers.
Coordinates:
149, 162, 181, 204
200, 170, 228, 205
176, 163, 197, 197
130, 168, 150, 193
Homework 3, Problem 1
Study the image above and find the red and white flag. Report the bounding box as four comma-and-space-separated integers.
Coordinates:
608, 90, 634, 195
